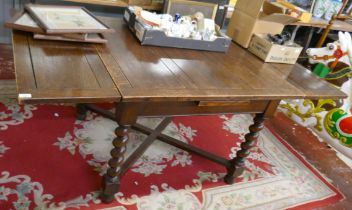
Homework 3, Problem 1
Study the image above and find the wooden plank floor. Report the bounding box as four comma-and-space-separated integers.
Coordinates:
0, 44, 16, 98
0, 80, 16, 98
268, 112, 352, 209
0, 44, 15, 80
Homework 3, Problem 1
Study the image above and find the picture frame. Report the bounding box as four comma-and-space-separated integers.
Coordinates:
24, 4, 114, 34
4, 10, 45, 34
33, 33, 107, 44
165, 0, 218, 20
5, 11, 92, 40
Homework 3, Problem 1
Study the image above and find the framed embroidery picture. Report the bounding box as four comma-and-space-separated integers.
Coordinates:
25, 4, 114, 34
33, 33, 107, 44
4, 11, 44, 34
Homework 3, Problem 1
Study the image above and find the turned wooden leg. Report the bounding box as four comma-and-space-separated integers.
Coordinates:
76, 104, 88, 120
100, 125, 130, 203
224, 113, 266, 184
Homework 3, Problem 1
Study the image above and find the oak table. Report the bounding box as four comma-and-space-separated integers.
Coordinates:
12, 17, 346, 204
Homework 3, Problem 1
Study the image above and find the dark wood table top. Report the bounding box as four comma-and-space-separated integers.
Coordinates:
13, 30, 120, 103
12, 17, 346, 103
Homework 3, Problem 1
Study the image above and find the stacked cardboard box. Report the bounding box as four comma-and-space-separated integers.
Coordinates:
248, 33, 303, 64
226, 0, 298, 48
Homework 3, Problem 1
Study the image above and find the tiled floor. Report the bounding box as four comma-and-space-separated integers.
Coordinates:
1, 43, 352, 209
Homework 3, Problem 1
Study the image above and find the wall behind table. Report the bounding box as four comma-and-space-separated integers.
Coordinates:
0, 0, 32, 44
0, 1, 13, 44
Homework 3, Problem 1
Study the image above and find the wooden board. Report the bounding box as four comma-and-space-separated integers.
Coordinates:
11, 16, 346, 104
12, 30, 120, 104
96, 17, 346, 102
290, 18, 352, 32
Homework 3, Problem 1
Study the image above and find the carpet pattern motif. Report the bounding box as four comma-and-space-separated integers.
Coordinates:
0, 100, 343, 210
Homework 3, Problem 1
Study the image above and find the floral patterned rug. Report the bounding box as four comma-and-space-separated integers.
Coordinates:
0, 99, 344, 210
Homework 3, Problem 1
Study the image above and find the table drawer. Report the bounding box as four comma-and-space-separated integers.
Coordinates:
197, 100, 256, 107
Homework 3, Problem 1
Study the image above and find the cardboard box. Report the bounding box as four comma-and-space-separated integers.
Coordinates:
234, 0, 263, 17
226, 0, 298, 48
248, 33, 303, 64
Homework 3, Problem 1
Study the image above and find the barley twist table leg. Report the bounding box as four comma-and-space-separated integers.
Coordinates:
224, 113, 265, 184
76, 104, 88, 120
101, 125, 129, 203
